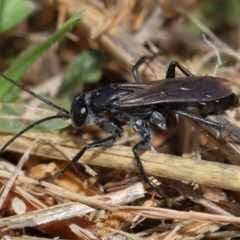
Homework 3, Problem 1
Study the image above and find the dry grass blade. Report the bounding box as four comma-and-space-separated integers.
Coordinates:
0, 170, 144, 210
0, 174, 144, 229
119, 206, 240, 224
61, 0, 166, 77
1, 132, 240, 192
0, 135, 43, 209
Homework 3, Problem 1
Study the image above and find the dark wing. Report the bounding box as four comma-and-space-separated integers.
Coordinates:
115, 76, 233, 107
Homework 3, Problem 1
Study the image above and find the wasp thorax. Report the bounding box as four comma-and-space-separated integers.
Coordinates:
70, 93, 88, 129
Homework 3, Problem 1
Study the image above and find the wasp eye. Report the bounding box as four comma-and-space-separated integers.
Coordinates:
70, 94, 88, 129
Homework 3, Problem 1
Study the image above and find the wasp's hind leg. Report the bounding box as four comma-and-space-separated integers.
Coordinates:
165, 61, 194, 79
173, 110, 224, 130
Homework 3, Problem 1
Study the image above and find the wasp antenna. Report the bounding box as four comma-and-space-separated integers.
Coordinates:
0, 115, 66, 154
0, 72, 70, 115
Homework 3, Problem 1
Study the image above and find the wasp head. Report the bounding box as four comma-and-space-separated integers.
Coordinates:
70, 93, 89, 129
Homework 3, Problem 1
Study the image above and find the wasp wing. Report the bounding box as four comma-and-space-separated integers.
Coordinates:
115, 76, 233, 107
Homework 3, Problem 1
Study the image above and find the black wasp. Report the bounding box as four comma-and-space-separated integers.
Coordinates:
0, 56, 239, 198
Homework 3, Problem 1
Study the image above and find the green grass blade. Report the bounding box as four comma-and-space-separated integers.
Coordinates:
0, 11, 84, 99
0, 0, 35, 34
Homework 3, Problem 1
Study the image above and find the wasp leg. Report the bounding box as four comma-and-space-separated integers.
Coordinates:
133, 55, 195, 82
149, 111, 177, 130
132, 54, 160, 83
132, 56, 149, 83
132, 118, 166, 198
40, 121, 123, 182
173, 110, 224, 129
165, 61, 194, 79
